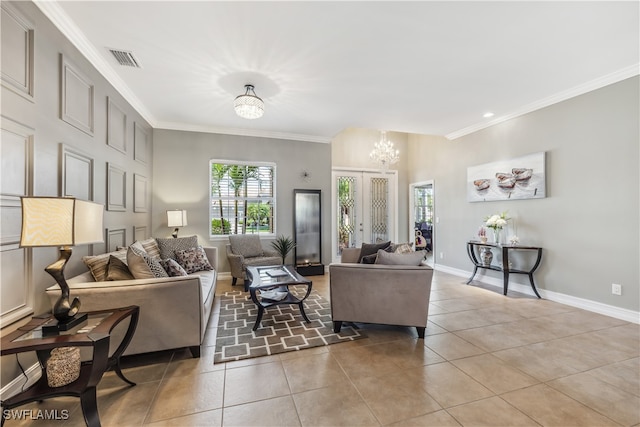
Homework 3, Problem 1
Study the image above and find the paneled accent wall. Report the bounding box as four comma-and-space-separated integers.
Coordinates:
0, 0, 154, 346
0, 118, 34, 327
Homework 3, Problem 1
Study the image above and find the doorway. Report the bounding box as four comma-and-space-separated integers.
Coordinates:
331, 169, 398, 263
409, 180, 434, 266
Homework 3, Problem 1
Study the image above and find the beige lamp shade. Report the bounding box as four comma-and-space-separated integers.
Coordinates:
167, 210, 188, 227
20, 197, 104, 247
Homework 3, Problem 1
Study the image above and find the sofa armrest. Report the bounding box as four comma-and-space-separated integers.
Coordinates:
202, 246, 218, 271
340, 247, 361, 263
226, 244, 245, 278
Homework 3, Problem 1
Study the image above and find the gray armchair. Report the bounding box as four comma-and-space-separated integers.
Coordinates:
226, 234, 281, 288
329, 247, 433, 338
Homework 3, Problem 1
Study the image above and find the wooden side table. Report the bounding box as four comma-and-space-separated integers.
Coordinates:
1, 306, 139, 427
466, 241, 543, 298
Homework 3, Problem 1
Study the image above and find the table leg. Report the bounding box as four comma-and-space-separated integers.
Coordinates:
252, 306, 265, 331
298, 302, 311, 323
528, 274, 542, 298
503, 271, 509, 295
80, 387, 100, 427
466, 266, 478, 284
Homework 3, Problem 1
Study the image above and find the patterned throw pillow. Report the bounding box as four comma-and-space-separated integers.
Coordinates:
105, 255, 134, 281
160, 258, 188, 277
139, 238, 161, 260
393, 243, 414, 254
83, 249, 128, 282
175, 246, 213, 274
127, 246, 169, 279
156, 236, 199, 261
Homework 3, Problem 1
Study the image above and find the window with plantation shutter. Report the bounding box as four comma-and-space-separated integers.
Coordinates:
209, 160, 276, 237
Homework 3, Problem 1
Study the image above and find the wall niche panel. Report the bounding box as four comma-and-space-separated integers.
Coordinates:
134, 122, 148, 164
134, 226, 147, 241
60, 54, 94, 135
106, 228, 126, 252
107, 162, 126, 211
107, 97, 127, 153
133, 174, 147, 213
60, 144, 93, 200
1, 3, 34, 100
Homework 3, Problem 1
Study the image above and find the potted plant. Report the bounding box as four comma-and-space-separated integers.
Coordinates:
271, 235, 296, 265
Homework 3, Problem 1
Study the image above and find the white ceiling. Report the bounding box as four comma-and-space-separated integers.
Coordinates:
38, 1, 639, 143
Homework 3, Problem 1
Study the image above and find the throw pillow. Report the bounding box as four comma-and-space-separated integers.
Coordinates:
357, 241, 391, 263
393, 243, 414, 254
156, 235, 199, 261
139, 238, 161, 260
105, 255, 134, 281
375, 249, 426, 266
160, 258, 188, 277
83, 249, 128, 282
175, 246, 213, 274
360, 245, 394, 264
127, 246, 168, 279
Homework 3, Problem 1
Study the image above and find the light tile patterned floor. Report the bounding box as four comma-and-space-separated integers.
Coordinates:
6, 271, 639, 426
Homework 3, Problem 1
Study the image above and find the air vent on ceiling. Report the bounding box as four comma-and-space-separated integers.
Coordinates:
109, 49, 141, 68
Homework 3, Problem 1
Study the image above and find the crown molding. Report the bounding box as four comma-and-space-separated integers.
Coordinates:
154, 121, 331, 144
446, 64, 640, 141
34, 1, 157, 127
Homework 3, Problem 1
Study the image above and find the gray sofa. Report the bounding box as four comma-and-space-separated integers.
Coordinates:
329, 247, 433, 338
46, 246, 217, 358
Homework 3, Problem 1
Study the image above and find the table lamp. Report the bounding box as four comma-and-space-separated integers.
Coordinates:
20, 197, 104, 328
167, 209, 187, 238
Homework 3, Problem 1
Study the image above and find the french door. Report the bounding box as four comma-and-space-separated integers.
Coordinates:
331, 169, 397, 263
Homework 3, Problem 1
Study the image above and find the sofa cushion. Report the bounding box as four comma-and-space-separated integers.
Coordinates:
160, 258, 188, 277
127, 247, 169, 279
83, 249, 128, 282
175, 246, 214, 274
360, 245, 394, 264
139, 238, 161, 259
375, 249, 426, 266
106, 255, 134, 281
229, 235, 264, 258
157, 235, 198, 261
358, 241, 391, 263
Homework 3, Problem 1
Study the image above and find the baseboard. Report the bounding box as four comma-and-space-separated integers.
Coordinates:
0, 361, 41, 401
434, 264, 640, 324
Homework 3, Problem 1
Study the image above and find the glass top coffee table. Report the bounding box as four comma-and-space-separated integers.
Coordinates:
246, 265, 312, 331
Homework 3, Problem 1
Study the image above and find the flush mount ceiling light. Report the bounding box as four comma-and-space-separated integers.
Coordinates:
234, 84, 264, 119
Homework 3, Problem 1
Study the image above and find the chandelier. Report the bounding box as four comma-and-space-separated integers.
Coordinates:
234, 84, 264, 119
369, 131, 399, 169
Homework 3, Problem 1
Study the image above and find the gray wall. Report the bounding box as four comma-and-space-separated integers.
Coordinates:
151, 129, 332, 273
407, 77, 639, 311
1, 1, 153, 385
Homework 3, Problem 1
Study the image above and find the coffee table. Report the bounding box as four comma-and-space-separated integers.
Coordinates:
246, 265, 312, 331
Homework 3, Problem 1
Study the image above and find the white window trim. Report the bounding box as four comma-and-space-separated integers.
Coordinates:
209, 159, 277, 240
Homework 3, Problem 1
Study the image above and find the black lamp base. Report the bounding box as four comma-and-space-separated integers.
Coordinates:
42, 312, 88, 335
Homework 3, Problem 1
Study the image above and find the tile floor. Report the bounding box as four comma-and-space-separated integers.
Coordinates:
6, 271, 640, 426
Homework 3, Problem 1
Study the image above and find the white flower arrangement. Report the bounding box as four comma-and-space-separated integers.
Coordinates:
484, 211, 510, 231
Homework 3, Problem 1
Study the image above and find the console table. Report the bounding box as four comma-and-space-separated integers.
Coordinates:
466, 241, 542, 298
1, 306, 139, 427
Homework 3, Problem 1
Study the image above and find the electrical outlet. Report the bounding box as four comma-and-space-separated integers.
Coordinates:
612, 283, 622, 296
439, 252, 444, 259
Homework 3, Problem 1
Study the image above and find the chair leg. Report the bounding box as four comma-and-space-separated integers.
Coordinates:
232, 277, 237, 286
333, 321, 342, 333
416, 326, 425, 339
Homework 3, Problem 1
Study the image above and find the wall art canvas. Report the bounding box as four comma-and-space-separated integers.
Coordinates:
467, 152, 546, 202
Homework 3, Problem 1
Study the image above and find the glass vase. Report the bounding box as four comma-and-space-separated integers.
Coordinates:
493, 228, 501, 244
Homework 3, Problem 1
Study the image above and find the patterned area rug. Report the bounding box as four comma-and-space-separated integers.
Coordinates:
214, 287, 366, 363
